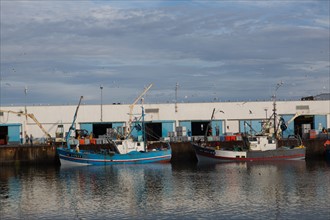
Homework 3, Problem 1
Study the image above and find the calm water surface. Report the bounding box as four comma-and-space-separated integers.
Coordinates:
1, 160, 330, 220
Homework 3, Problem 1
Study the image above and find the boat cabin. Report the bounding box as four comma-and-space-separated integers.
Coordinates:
249, 136, 277, 151
115, 139, 145, 154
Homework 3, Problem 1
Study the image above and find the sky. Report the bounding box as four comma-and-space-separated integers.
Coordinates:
0, 0, 329, 106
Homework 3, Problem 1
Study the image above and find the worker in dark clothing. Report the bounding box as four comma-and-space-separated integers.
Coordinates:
30, 134, 33, 146
25, 134, 29, 144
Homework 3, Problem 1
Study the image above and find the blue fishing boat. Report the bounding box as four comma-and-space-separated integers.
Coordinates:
57, 139, 171, 166
57, 96, 171, 166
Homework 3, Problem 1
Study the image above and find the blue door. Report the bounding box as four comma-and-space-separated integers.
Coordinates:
240, 120, 262, 135
80, 123, 93, 134
1, 124, 21, 144
280, 115, 295, 138
162, 121, 175, 137
179, 121, 192, 136
211, 120, 223, 136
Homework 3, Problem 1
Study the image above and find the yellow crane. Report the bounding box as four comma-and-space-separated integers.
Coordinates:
125, 83, 153, 137
0, 109, 52, 143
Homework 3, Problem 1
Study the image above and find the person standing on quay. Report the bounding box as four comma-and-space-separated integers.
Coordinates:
25, 134, 29, 145
30, 134, 33, 146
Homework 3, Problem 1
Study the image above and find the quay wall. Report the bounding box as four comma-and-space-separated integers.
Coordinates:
0, 145, 59, 166
0, 139, 328, 165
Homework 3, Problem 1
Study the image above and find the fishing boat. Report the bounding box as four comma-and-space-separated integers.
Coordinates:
192, 135, 305, 163
57, 94, 171, 166
57, 139, 171, 166
193, 82, 305, 163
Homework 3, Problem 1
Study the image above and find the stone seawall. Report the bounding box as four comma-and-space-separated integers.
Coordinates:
0, 139, 328, 165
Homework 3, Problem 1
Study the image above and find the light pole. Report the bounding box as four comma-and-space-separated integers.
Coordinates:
175, 82, 179, 113
24, 86, 28, 114
264, 108, 268, 119
100, 85, 103, 122
24, 86, 28, 137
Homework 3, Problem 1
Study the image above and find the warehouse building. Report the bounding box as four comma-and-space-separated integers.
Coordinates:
0, 98, 329, 145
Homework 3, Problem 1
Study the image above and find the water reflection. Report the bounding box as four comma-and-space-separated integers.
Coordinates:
1, 161, 330, 219
194, 161, 330, 219
55, 164, 174, 219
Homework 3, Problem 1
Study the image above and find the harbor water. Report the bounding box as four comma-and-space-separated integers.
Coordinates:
1, 160, 330, 219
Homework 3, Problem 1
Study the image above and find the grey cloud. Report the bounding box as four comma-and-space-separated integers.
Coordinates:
1, 1, 329, 105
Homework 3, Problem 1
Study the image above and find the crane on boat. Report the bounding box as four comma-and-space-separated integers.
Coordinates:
204, 108, 216, 141
276, 112, 301, 137
0, 109, 53, 143
125, 83, 153, 138
66, 96, 84, 149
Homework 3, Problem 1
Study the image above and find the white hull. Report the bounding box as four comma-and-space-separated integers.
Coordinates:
59, 157, 91, 167
193, 143, 305, 163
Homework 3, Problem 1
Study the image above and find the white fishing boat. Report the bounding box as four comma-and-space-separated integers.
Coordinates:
193, 135, 305, 163
193, 82, 305, 163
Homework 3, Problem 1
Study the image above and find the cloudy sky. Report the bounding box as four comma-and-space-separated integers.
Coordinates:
1, 0, 329, 106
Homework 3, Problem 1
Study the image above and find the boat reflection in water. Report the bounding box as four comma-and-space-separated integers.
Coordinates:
1, 160, 330, 219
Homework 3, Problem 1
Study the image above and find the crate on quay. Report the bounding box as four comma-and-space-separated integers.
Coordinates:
168, 131, 176, 137
175, 126, 187, 132
176, 131, 187, 137
96, 139, 103, 144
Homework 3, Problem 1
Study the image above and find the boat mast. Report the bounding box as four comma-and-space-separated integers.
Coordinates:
141, 106, 146, 150
272, 81, 283, 138
204, 108, 215, 141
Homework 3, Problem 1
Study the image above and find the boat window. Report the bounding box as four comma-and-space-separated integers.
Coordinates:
137, 143, 140, 146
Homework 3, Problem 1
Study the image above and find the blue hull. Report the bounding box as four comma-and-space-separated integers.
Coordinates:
57, 147, 171, 166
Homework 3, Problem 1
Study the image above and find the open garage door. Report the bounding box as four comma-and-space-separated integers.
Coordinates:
0, 126, 8, 145
191, 121, 211, 136
93, 123, 112, 138
145, 122, 162, 141
294, 115, 314, 138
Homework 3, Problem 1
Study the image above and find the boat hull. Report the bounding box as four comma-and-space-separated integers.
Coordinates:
326, 146, 330, 161
192, 144, 305, 163
57, 147, 171, 166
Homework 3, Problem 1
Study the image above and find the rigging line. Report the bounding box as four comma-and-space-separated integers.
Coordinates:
147, 132, 160, 140
0, 112, 9, 124
144, 127, 161, 140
